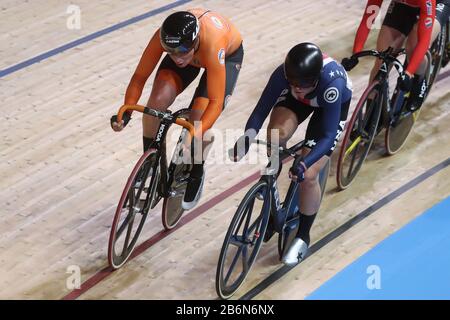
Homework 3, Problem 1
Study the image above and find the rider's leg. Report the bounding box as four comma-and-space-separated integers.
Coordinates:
261, 106, 303, 242
188, 44, 244, 165
281, 154, 328, 266
263, 97, 313, 243
267, 88, 313, 172
363, 26, 405, 130
364, 2, 409, 128
368, 0, 413, 85
143, 71, 179, 151
404, 21, 442, 110
283, 102, 348, 263
368, 25, 406, 84
180, 96, 209, 210
267, 107, 299, 146
405, 7, 444, 75
299, 153, 329, 214
267, 106, 299, 148
187, 44, 244, 166
189, 96, 210, 167
267, 106, 301, 176
182, 44, 244, 209
296, 102, 348, 226
143, 55, 200, 152
296, 152, 330, 244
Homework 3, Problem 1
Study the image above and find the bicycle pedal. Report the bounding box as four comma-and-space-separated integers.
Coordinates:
176, 176, 189, 185
137, 199, 148, 213
132, 205, 142, 214
255, 190, 266, 200
406, 104, 420, 113
168, 189, 185, 197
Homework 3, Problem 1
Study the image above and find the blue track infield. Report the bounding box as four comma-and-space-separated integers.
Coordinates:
307, 196, 450, 300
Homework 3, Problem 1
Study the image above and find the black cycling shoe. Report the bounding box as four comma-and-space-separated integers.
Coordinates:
182, 170, 205, 210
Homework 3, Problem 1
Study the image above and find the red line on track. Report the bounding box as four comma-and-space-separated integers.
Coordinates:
62, 167, 264, 300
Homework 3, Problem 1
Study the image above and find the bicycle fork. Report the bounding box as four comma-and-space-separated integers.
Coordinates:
266, 174, 290, 234
245, 174, 282, 246
166, 129, 191, 198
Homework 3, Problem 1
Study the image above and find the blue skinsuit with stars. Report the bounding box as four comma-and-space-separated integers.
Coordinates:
244, 56, 353, 168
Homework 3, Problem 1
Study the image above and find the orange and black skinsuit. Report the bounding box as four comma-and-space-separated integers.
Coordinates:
124, 8, 243, 142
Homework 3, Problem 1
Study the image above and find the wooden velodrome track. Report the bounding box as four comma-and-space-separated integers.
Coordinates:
1, 0, 449, 300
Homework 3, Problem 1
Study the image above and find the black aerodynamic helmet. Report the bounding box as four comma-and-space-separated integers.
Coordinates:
284, 42, 323, 88
160, 11, 200, 54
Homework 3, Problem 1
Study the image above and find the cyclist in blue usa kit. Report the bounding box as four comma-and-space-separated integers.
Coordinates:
231, 43, 353, 265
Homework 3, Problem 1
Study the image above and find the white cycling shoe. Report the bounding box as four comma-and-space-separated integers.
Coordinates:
281, 238, 308, 266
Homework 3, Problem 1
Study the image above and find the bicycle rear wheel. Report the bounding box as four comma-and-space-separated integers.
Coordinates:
161, 129, 190, 230
386, 29, 447, 155
384, 104, 418, 155
215, 180, 271, 300
336, 81, 383, 190
161, 163, 190, 230
427, 25, 447, 96
108, 149, 160, 269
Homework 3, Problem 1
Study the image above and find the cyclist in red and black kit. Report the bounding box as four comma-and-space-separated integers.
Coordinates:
344, 0, 450, 111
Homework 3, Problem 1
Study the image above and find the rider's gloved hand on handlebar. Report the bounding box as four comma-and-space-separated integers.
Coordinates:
398, 72, 413, 92
229, 130, 257, 162
289, 157, 307, 182
110, 111, 131, 132
341, 56, 359, 71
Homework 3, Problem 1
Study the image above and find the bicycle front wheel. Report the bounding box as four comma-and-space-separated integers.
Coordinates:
336, 81, 383, 190
108, 149, 160, 269
215, 180, 271, 300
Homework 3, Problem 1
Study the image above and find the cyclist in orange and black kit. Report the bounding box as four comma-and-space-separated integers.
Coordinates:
110, 9, 244, 210
343, 0, 450, 111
